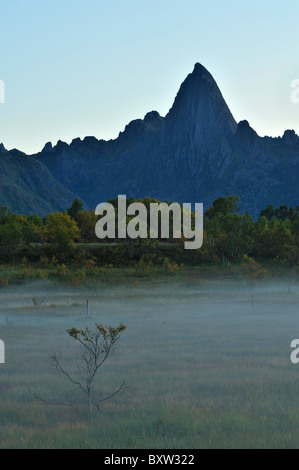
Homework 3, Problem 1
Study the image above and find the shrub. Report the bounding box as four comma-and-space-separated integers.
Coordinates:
134, 256, 157, 276
85, 259, 96, 272
39, 255, 50, 266
14, 267, 31, 280
0, 278, 8, 288
163, 257, 179, 274
71, 269, 86, 287
36, 269, 49, 279
241, 255, 267, 282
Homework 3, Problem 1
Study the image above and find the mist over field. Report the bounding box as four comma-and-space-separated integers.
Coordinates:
1, 273, 299, 449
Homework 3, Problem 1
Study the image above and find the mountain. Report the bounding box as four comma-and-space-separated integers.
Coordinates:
0, 145, 77, 215
0, 63, 298, 216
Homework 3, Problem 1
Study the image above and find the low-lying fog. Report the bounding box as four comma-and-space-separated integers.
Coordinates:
1, 277, 298, 380
1, 276, 299, 448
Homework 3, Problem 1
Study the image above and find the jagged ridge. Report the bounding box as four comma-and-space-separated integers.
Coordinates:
0, 63, 298, 216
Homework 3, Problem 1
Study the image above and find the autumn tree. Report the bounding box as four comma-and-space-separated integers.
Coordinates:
241, 255, 267, 284
76, 209, 98, 243
44, 211, 80, 260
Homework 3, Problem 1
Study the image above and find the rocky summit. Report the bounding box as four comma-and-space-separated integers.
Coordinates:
0, 63, 298, 216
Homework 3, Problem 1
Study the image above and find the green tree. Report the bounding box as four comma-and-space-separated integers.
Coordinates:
205, 195, 240, 219
13, 214, 44, 247
260, 205, 275, 220
0, 206, 9, 223
0, 214, 23, 256
67, 198, 84, 221
205, 201, 254, 262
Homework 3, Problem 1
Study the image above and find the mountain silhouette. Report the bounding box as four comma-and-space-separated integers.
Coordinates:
0, 63, 298, 216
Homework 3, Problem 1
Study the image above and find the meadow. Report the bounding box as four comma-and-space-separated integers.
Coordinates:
0, 265, 299, 449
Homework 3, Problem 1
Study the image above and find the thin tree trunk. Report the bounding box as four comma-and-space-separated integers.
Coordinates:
88, 393, 93, 417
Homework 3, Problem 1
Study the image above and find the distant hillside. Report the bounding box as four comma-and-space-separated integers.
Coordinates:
0, 148, 76, 215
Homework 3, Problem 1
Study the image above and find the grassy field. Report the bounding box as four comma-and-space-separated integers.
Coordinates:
0, 266, 299, 448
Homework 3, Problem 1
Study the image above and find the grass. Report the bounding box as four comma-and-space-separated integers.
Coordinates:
0, 266, 299, 448
0, 257, 298, 287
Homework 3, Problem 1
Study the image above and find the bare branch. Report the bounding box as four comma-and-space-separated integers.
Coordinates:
92, 380, 126, 410
52, 354, 85, 392
29, 390, 74, 408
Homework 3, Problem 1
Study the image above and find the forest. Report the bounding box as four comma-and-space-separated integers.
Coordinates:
0, 195, 298, 272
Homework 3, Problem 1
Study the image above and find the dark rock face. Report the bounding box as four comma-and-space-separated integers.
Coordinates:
41, 142, 54, 153
0, 143, 8, 153
164, 63, 237, 146
0, 151, 77, 215
0, 63, 298, 216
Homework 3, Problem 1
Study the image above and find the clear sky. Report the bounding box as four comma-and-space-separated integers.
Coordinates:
1, 0, 299, 154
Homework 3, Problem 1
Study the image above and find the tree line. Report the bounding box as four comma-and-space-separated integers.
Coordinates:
0, 195, 298, 266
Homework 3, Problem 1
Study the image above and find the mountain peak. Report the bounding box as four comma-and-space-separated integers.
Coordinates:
282, 129, 299, 144
192, 62, 210, 75
0, 143, 7, 153
164, 62, 237, 148
42, 142, 54, 153
236, 120, 258, 137
143, 111, 163, 129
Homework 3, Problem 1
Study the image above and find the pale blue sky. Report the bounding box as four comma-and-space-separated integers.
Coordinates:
1, 0, 299, 154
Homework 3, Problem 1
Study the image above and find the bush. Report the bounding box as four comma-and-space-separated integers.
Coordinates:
85, 259, 96, 272
163, 257, 179, 274
36, 269, 49, 279
71, 269, 86, 287
241, 255, 267, 282
14, 267, 32, 280
55, 264, 68, 277
0, 278, 8, 288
